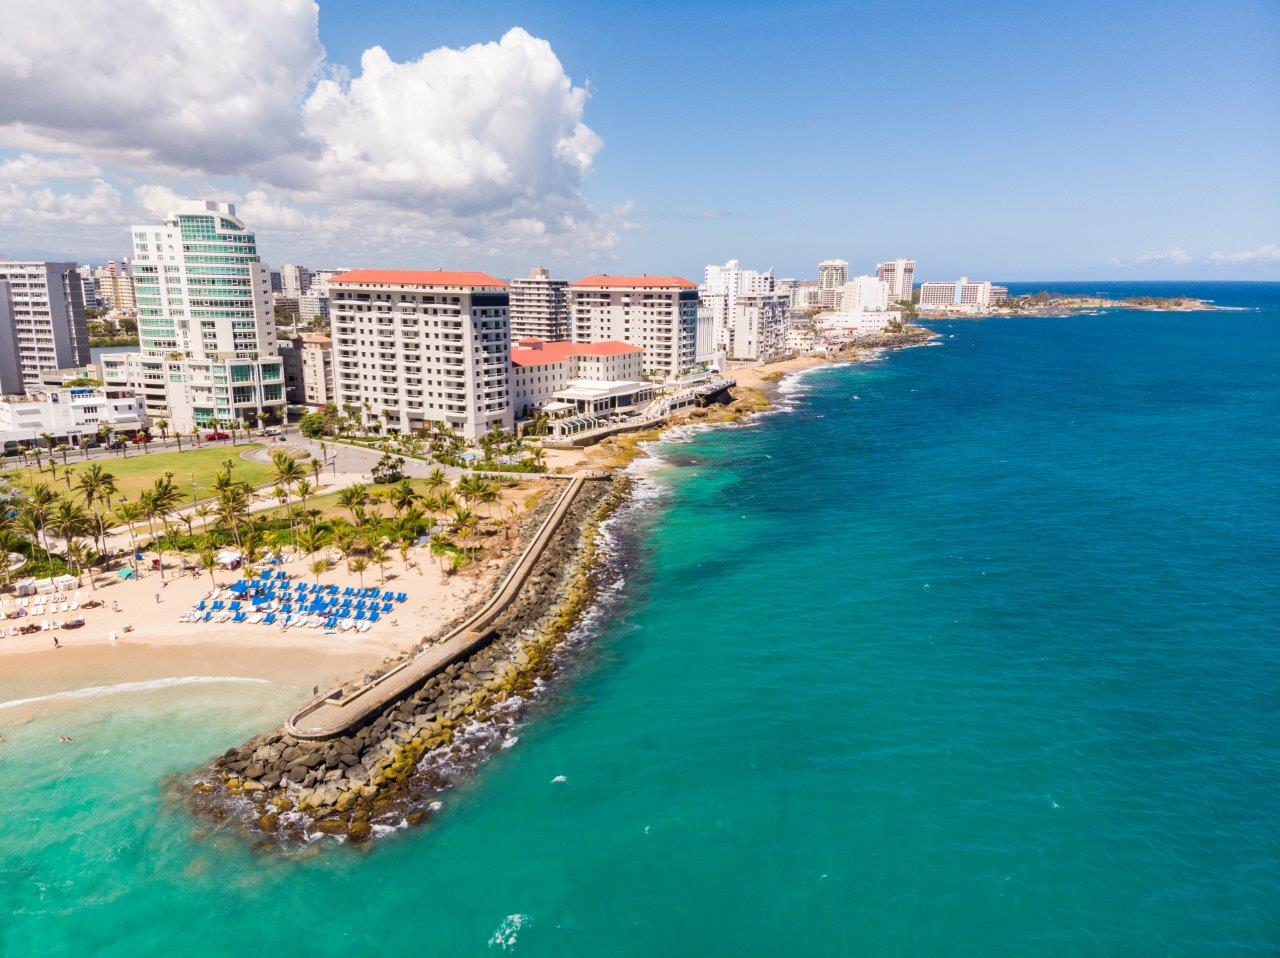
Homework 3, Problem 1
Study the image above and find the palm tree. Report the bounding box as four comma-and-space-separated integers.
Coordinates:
155, 419, 169, 447
424, 467, 448, 498
370, 545, 389, 583
337, 483, 370, 524
295, 524, 324, 558
270, 451, 306, 544
294, 478, 314, 513
75, 463, 117, 552
114, 501, 145, 556
388, 479, 419, 516
349, 556, 369, 588
310, 557, 328, 587
198, 546, 219, 586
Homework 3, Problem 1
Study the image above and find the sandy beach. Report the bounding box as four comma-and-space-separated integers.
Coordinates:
0, 533, 511, 724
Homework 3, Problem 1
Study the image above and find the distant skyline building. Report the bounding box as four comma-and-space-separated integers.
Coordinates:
569, 275, 699, 378
918, 276, 1006, 312
509, 266, 570, 341
102, 199, 284, 430
0, 260, 90, 390
94, 260, 135, 312
279, 264, 311, 297
817, 259, 848, 309
700, 259, 774, 357
876, 258, 916, 302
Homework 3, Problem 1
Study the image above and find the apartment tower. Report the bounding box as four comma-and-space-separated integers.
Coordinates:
509, 266, 570, 341
0, 260, 90, 389
568, 275, 699, 379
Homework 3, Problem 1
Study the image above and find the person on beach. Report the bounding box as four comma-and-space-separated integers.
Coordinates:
154, 592, 161, 604
52, 635, 61, 649
111, 600, 118, 613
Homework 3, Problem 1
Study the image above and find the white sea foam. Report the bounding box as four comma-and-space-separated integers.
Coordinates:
0, 675, 271, 711
489, 914, 530, 951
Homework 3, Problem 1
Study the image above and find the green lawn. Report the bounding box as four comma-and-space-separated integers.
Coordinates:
9, 444, 277, 510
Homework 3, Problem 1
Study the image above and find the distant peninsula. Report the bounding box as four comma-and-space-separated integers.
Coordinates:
918, 291, 1221, 319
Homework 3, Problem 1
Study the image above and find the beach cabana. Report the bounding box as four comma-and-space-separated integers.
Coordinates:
53, 574, 78, 591
216, 549, 243, 570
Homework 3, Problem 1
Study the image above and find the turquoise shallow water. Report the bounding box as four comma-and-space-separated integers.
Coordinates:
2, 283, 1278, 955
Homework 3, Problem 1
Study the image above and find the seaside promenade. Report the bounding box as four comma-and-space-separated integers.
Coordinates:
285, 473, 589, 739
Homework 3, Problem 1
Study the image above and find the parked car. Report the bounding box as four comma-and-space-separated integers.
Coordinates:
263, 426, 282, 436
106, 439, 126, 450
130, 434, 152, 444
204, 431, 230, 441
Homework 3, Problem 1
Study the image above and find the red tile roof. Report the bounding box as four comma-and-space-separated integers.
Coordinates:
570, 274, 697, 289
330, 269, 507, 288
510, 338, 642, 367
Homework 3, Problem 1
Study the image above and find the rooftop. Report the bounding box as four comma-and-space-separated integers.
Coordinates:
511, 338, 643, 367
329, 268, 507, 289
571, 274, 697, 290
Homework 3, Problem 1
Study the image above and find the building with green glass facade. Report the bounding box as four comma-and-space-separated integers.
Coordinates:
103, 200, 285, 431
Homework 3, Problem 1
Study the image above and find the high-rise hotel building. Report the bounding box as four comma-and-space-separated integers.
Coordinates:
329, 269, 512, 438
102, 200, 284, 430
568, 275, 698, 379
876, 258, 916, 302
817, 259, 848, 309
509, 267, 569, 341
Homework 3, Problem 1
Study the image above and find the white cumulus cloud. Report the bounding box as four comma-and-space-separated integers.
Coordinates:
1108, 246, 1193, 268
0, 3, 615, 265
1208, 243, 1280, 265
0, 0, 323, 174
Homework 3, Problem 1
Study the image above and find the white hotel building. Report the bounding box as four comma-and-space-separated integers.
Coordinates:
918, 277, 1009, 312
569, 275, 699, 379
876, 258, 917, 302
103, 200, 285, 431
509, 338, 647, 420
328, 269, 512, 438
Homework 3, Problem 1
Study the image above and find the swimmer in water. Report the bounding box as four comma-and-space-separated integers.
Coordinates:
59, 735, 73, 744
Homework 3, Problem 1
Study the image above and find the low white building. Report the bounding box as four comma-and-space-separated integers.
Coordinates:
0, 386, 147, 454
510, 338, 643, 419
816, 310, 900, 337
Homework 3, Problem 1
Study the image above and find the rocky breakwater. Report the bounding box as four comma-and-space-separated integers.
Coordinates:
186, 476, 629, 846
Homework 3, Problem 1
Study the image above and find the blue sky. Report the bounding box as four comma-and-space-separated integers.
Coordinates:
1, 0, 1277, 280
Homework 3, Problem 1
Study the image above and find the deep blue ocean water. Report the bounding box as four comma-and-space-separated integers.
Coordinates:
1, 282, 1277, 955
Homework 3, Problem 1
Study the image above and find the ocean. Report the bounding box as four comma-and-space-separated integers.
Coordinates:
2, 282, 1277, 955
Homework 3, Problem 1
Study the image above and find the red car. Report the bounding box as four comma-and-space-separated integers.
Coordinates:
130, 434, 152, 444
204, 431, 230, 441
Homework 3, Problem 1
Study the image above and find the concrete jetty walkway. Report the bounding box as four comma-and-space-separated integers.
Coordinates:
285, 474, 590, 740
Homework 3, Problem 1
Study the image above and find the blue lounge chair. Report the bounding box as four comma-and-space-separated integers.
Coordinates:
327, 585, 339, 595
342, 587, 354, 597
276, 571, 286, 579
229, 600, 242, 611
202, 611, 213, 622
310, 583, 322, 593
396, 592, 407, 603
281, 603, 292, 614
368, 611, 380, 623
211, 600, 225, 611
353, 610, 365, 622
340, 597, 351, 606
354, 599, 365, 610
324, 617, 337, 629
196, 600, 206, 610
233, 611, 247, 623
263, 612, 277, 624
382, 590, 394, 601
